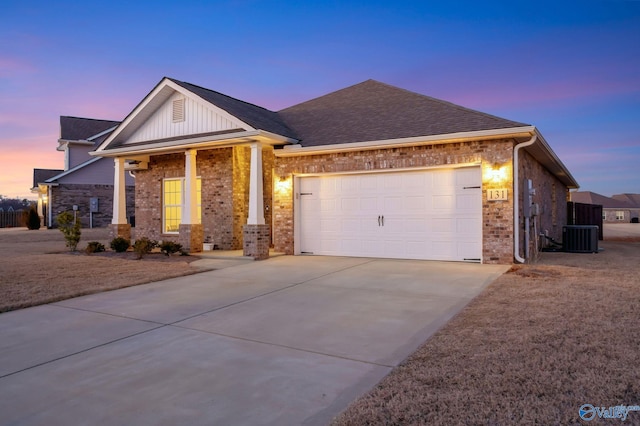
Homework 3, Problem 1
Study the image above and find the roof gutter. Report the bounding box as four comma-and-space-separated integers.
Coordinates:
513, 134, 537, 263
276, 126, 536, 157
92, 130, 297, 158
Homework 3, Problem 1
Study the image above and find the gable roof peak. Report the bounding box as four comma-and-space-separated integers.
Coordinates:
166, 77, 298, 139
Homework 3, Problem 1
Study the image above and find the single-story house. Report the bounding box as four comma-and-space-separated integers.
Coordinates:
31, 116, 135, 228
571, 191, 640, 223
92, 77, 578, 264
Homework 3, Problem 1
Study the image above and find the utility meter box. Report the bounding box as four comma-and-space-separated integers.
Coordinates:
90, 198, 99, 213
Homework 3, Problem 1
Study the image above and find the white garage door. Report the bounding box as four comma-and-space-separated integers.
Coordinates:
298, 167, 482, 262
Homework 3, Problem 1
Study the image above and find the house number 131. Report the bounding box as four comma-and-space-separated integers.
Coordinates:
487, 188, 508, 201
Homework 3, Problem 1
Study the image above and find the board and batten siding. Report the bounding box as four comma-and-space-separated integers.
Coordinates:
124, 92, 248, 145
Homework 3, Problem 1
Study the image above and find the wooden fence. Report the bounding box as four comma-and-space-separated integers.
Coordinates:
567, 202, 603, 240
0, 210, 28, 228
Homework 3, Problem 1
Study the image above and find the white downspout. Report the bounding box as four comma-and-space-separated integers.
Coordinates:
513, 134, 537, 263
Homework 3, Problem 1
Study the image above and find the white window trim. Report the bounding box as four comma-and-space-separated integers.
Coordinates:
162, 177, 202, 234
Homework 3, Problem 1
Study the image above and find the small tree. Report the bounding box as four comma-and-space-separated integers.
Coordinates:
56, 211, 81, 251
27, 207, 41, 230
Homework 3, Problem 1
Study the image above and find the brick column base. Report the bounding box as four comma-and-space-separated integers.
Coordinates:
179, 224, 204, 253
109, 224, 131, 242
243, 224, 270, 260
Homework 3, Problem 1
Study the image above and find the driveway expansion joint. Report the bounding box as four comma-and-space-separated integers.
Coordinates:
169, 323, 396, 368
0, 324, 167, 380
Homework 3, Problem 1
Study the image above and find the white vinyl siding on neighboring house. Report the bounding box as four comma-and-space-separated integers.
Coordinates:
163, 177, 202, 234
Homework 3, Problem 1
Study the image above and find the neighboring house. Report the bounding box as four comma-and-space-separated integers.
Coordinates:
571, 191, 640, 223
93, 77, 578, 264
31, 116, 135, 228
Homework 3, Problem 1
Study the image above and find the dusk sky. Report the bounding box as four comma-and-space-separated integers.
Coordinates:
1, 0, 638, 199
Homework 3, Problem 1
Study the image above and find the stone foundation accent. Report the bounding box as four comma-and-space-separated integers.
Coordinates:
109, 224, 131, 242
243, 224, 270, 260
179, 224, 204, 253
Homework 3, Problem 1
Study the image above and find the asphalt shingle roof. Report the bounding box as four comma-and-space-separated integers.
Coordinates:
60, 116, 120, 141
33, 168, 64, 187
278, 80, 529, 147
168, 79, 298, 140
612, 193, 640, 208
571, 191, 635, 208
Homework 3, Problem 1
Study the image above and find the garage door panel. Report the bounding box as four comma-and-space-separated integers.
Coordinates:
339, 175, 359, 193
431, 241, 456, 259
403, 217, 429, 233
456, 193, 480, 210
382, 239, 407, 257
457, 241, 481, 260
319, 218, 339, 233
433, 195, 454, 210
320, 199, 336, 212
405, 241, 430, 258
432, 170, 455, 187
457, 217, 481, 234
383, 174, 403, 190
456, 167, 481, 186
404, 196, 427, 210
430, 217, 453, 232
360, 196, 379, 211
340, 197, 359, 212
299, 167, 482, 262
359, 175, 378, 192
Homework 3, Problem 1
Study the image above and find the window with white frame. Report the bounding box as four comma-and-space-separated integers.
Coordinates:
616, 211, 625, 221
163, 177, 202, 233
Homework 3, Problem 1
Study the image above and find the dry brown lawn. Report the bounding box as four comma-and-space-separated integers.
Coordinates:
3, 227, 639, 424
0, 228, 208, 313
333, 241, 640, 425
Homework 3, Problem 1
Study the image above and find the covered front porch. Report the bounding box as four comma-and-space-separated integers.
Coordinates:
107, 138, 281, 260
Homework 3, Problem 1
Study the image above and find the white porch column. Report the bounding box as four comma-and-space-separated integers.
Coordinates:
112, 157, 127, 224
183, 149, 199, 224
247, 142, 265, 225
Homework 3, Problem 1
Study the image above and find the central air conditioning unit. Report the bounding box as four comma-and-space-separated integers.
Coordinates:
563, 225, 599, 253
125, 160, 148, 171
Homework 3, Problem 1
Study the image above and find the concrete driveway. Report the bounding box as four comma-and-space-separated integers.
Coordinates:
0, 256, 507, 425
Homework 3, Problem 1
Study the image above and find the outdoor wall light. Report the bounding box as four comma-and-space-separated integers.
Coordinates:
275, 175, 292, 193
491, 166, 507, 182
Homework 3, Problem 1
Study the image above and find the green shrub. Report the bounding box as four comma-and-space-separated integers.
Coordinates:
85, 241, 106, 254
56, 211, 81, 251
133, 237, 157, 259
110, 237, 130, 253
27, 207, 41, 230
159, 241, 183, 256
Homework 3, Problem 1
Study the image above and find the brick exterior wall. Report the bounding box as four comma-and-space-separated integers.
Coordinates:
128, 140, 568, 264
133, 146, 274, 251
603, 208, 640, 223
273, 139, 520, 264
518, 150, 569, 261
50, 184, 135, 228
243, 224, 270, 259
